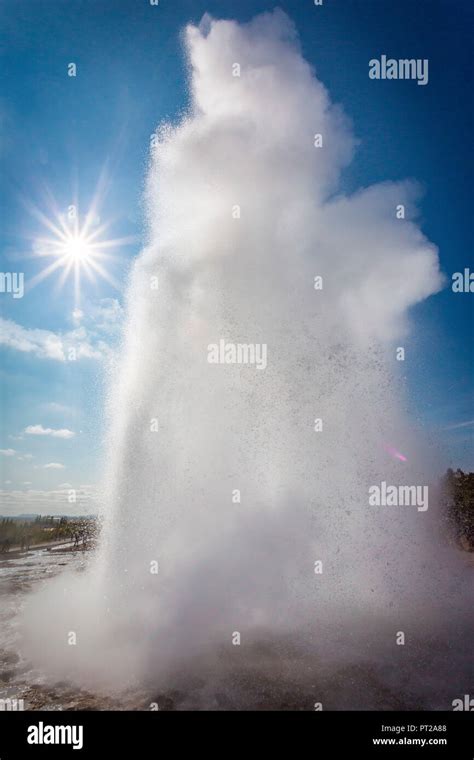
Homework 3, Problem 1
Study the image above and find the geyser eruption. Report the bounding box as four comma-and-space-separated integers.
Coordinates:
22, 11, 471, 707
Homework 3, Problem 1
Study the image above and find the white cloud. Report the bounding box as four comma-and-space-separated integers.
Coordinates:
24, 425, 75, 439
86, 298, 123, 334
44, 462, 65, 469
0, 319, 65, 360
444, 419, 474, 431
0, 448, 16, 456
0, 298, 124, 363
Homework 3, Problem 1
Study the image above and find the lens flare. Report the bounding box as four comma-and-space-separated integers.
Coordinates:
383, 443, 408, 462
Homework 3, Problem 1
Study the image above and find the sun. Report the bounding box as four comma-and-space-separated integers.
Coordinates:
64, 236, 92, 263
29, 215, 119, 304
25, 185, 138, 304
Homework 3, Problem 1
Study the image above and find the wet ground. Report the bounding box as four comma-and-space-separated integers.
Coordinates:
0, 546, 118, 711
0, 546, 471, 711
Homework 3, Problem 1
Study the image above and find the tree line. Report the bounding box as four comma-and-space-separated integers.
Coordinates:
0, 515, 98, 553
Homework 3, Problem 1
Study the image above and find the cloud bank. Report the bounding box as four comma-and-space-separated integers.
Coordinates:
0, 484, 98, 516
24, 425, 75, 439
0, 298, 123, 362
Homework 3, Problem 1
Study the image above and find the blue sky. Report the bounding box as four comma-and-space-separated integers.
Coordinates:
0, 0, 472, 514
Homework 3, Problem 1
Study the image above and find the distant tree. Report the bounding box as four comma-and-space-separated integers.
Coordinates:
441, 468, 474, 551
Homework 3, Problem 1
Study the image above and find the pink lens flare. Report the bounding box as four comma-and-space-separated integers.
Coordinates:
383, 443, 408, 462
